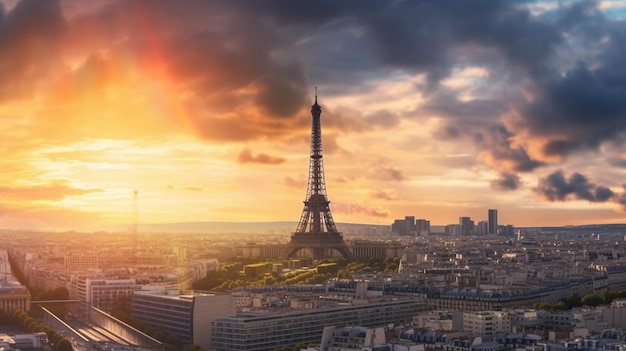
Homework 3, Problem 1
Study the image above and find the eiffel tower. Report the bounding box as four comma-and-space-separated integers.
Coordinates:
282, 90, 353, 261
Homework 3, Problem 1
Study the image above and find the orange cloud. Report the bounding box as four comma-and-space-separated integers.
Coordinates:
378, 166, 407, 182
333, 203, 391, 218
0, 182, 102, 201
371, 189, 399, 201
0, 203, 102, 231
283, 176, 307, 189
237, 149, 286, 165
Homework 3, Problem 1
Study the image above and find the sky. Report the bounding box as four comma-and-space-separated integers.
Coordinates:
1, 0, 626, 231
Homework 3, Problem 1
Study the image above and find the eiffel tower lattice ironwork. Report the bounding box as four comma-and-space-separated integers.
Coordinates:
282, 90, 353, 261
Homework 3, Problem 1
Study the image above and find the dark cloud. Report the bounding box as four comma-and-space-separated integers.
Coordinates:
253, 0, 563, 81
524, 62, 626, 158
3, 0, 626, 166
422, 91, 509, 125
437, 126, 461, 140
609, 158, 626, 168
320, 134, 344, 155
371, 189, 398, 201
319, 108, 401, 135
115, 0, 626, 155
479, 125, 545, 173
237, 149, 286, 165
192, 116, 289, 142
534, 170, 615, 203
0, 0, 65, 100
365, 110, 401, 129
254, 62, 308, 118
614, 185, 626, 211
422, 91, 544, 174
47, 0, 315, 142
378, 166, 406, 182
491, 173, 522, 191
332, 202, 390, 218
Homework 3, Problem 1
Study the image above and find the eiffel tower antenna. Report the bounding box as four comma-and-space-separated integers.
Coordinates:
282, 89, 353, 261
133, 189, 138, 265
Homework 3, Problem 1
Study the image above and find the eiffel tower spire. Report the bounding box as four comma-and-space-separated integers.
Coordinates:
282, 90, 353, 260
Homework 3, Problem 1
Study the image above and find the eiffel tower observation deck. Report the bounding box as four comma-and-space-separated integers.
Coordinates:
282, 90, 353, 261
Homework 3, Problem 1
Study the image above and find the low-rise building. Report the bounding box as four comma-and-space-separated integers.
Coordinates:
132, 287, 235, 349
211, 298, 428, 351
0, 249, 31, 313
463, 311, 510, 337
319, 326, 387, 350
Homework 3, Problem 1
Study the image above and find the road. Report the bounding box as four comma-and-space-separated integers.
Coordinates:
62, 319, 132, 350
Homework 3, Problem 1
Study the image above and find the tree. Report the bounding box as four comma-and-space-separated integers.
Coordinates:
567, 294, 582, 308
336, 269, 349, 279
533, 301, 552, 311
601, 289, 620, 304
55, 338, 73, 351
553, 300, 568, 310
581, 293, 605, 307
385, 263, 398, 272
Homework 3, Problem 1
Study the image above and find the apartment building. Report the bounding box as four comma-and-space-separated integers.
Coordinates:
211, 298, 428, 351
0, 249, 30, 313
319, 326, 387, 350
463, 311, 510, 337
132, 287, 235, 348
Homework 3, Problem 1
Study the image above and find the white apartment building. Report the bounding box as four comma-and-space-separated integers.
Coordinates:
232, 291, 252, 310
87, 278, 142, 311
132, 287, 235, 349
463, 311, 510, 337
508, 309, 540, 333
68, 275, 143, 317
211, 298, 428, 351
572, 308, 611, 333
319, 326, 387, 351
413, 310, 463, 331
64, 255, 98, 271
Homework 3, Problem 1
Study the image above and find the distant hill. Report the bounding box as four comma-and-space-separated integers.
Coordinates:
136, 221, 295, 233
128, 221, 390, 234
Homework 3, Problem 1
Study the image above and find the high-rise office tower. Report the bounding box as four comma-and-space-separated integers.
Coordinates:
488, 209, 498, 235
416, 219, 430, 236
459, 217, 474, 236
477, 220, 488, 235
391, 216, 417, 236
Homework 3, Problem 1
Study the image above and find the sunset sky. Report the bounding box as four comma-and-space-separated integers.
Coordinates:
2, 0, 626, 231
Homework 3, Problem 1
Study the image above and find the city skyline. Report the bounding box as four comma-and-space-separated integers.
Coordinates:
2, 0, 626, 231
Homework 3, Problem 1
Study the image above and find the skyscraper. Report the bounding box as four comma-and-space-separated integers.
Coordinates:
459, 217, 474, 236
488, 209, 498, 235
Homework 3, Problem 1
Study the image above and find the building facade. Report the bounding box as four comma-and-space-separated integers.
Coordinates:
462, 311, 510, 337
211, 298, 428, 351
319, 326, 387, 351
0, 249, 30, 313
132, 287, 235, 348
488, 209, 498, 235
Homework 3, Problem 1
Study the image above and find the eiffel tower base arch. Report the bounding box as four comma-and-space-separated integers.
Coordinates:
282, 232, 353, 261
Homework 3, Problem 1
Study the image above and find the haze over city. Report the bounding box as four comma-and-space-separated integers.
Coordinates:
2, 0, 626, 231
